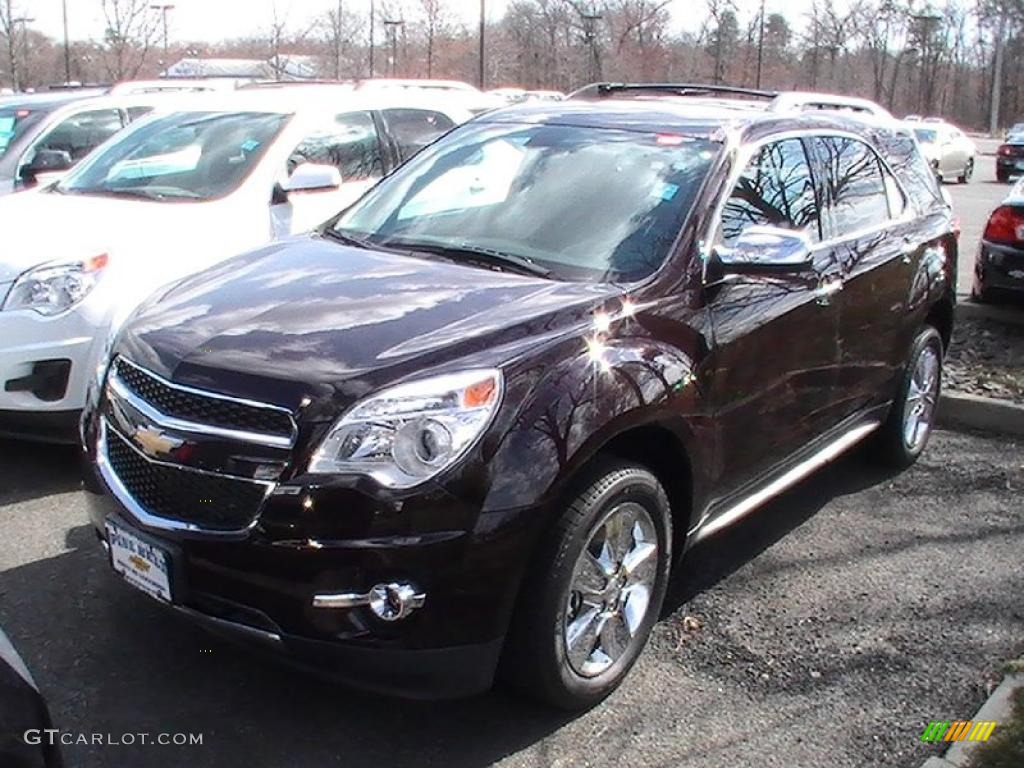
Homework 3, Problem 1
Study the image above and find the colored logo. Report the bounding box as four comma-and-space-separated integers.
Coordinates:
132, 425, 184, 459
920, 721, 997, 742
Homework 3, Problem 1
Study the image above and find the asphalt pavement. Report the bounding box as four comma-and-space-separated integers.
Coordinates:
1, 428, 1021, 768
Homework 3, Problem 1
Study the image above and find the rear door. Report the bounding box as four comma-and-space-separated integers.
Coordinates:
811, 134, 914, 418
705, 136, 842, 497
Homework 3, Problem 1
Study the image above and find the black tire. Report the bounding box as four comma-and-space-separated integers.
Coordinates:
958, 158, 974, 184
499, 458, 672, 710
873, 326, 943, 469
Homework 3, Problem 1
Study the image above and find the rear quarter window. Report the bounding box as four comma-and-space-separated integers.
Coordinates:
873, 131, 944, 213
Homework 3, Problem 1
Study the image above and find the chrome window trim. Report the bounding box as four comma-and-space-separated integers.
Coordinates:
701, 127, 917, 283
112, 357, 297, 448
97, 418, 271, 537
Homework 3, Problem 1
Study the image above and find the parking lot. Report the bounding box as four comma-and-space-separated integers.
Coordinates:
0, 141, 1020, 768
948, 142, 1009, 295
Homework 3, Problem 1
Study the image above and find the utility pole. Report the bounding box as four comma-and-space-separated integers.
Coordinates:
755, 0, 766, 89
11, 16, 33, 91
61, 0, 71, 83
383, 19, 403, 77
581, 10, 602, 83
478, 0, 485, 89
333, 0, 343, 79
149, 3, 174, 66
368, 0, 375, 78
990, 9, 1007, 136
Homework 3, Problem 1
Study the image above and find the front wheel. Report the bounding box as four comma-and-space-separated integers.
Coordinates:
873, 326, 943, 469
500, 460, 672, 710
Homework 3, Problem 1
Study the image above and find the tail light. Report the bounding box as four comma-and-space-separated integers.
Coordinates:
983, 205, 1024, 245
998, 144, 1012, 156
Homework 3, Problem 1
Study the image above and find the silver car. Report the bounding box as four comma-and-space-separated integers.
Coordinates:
910, 121, 976, 184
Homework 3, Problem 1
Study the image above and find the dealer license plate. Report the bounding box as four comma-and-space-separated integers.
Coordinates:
105, 520, 173, 603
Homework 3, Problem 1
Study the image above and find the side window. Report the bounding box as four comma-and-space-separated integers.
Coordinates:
814, 137, 890, 236
719, 138, 821, 246
382, 108, 456, 160
873, 132, 943, 212
126, 106, 154, 122
32, 109, 124, 162
287, 111, 383, 181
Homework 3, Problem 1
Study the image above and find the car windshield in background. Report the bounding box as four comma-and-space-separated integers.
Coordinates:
0, 107, 45, 158
333, 123, 718, 282
913, 128, 938, 144
56, 111, 289, 201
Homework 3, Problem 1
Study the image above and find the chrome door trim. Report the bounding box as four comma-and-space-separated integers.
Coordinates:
689, 419, 881, 543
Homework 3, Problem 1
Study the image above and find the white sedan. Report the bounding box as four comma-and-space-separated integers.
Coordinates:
0, 87, 472, 441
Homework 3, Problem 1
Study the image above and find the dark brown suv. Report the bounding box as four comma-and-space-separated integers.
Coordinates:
81, 84, 957, 710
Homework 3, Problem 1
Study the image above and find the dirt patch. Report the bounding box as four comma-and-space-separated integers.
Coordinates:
946, 314, 1024, 405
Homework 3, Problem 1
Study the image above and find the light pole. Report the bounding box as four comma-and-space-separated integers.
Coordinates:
581, 11, 602, 84
61, 0, 71, 84
383, 19, 403, 77
755, 0, 766, 89
149, 3, 175, 67
478, 0, 485, 89
368, 0, 376, 78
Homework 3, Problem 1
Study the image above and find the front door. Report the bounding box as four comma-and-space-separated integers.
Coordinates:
704, 137, 842, 500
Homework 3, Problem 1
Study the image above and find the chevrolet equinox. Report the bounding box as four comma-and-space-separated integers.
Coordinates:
82, 84, 957, 710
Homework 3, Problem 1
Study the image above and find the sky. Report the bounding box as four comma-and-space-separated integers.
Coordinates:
27, 0, 825, 46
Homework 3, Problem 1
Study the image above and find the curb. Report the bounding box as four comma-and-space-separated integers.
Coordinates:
956, 301, 1024, 327
938, 392, 1024, 437
919, 667, 1024, 768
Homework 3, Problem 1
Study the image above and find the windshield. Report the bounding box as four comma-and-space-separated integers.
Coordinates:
913, 128, 938, 144
0, 106, 45, 158
333, 122, 717, 282
56, 110, 289, 201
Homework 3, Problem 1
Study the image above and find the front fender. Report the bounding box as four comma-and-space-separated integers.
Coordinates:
482, 333, 706, 514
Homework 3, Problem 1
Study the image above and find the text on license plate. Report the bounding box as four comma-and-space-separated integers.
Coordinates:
105, 521, 172, 603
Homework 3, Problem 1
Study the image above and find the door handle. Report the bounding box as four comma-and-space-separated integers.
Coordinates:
815, 278, 843, 306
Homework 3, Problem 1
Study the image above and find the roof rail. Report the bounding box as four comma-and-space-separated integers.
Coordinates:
569, 82, 778, 100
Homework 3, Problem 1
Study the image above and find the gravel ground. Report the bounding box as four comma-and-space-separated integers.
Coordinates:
946, 314, 1024, 404
0, 429, 1021, 768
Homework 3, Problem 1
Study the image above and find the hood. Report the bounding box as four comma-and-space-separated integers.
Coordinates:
118, 236, 616, 413
0, 189, 261, 284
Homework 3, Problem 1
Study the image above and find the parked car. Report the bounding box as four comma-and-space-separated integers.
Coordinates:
0, 627, 62, 768
356, 78, 503, 114
908, 121, 976, 183
996, 134, 1024, 182
0, 87, 472, 442
973, 178, 1024, 302
81, 83, 956, 710
0, 91, 167, 195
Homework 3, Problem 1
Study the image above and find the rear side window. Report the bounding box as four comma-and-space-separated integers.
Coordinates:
813, 136, 890, 236
382, 108, 456, 160
875, 131, 944, 212
32, 108, 125, 163
288, 111, 383, 181
719, 138, 821, 246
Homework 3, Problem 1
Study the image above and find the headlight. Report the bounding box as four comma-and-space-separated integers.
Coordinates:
2, 254, 108, 316
309, 369, 503, 488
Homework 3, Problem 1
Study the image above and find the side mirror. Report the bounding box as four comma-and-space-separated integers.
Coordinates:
714, 226, 814, 275
282, 162, 342, 194
25, 148, 74, 175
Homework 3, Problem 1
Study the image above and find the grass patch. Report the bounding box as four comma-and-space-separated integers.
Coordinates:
967, 685, 1024, 768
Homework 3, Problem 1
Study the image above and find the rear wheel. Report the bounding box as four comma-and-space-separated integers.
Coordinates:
958, 158, 974, 184
873, 326, 943, 469
500, 459, 672, 710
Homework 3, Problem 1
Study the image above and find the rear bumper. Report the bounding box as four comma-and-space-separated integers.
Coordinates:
976, 241, 1024, 295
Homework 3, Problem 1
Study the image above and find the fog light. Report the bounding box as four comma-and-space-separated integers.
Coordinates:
312, 581, 426, 621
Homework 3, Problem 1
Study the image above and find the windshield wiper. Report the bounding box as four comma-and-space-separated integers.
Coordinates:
322, 228, 374, 249
387, 240, 553, 279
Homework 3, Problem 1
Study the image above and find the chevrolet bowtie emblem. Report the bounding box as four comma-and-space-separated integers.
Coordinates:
132, 425, 184, 458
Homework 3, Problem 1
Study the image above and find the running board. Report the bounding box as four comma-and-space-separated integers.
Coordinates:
689, 420, 881, 544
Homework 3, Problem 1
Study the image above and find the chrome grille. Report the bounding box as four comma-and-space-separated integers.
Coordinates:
113, 358, 295, 440
105, 426, 270, 531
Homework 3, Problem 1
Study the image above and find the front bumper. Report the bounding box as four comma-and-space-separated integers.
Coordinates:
976, 241, 1024, 295
83, 457, 537, 699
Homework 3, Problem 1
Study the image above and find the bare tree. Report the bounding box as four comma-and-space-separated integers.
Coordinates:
99, 0, 160, 82
419, 0, 450, 78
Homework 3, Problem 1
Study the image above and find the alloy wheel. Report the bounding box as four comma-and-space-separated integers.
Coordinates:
903, 344, 940, 452
563, 501, 658, 678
